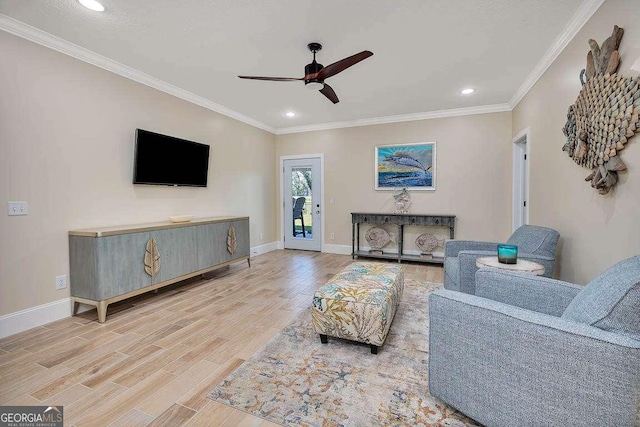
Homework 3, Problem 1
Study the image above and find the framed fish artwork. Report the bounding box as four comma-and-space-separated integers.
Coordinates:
375, 142, 436, 191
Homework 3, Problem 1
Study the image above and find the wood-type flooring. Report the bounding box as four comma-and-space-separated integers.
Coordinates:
0, 250, 442, 426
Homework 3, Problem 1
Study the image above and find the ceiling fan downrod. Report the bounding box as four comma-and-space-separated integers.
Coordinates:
305, 42, 324, 90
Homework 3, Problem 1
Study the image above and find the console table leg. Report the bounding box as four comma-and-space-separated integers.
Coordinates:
352, 223, 355, 259
72, 299, 80, 316
97, 301, 108, 323
398, 224, 403, 263
247, 258, 251, 267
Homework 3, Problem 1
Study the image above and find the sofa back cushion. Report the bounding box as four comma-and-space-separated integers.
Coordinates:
562, 256, 640, 341
506, 225, 559, 257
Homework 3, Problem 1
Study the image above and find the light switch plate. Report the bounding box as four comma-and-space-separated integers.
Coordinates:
7, 201, 28, 216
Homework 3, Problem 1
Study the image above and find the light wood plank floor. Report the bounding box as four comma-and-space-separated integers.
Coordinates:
0, 250, 443, 426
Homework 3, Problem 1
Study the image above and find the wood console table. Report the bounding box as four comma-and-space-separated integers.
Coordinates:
69, 216, 249, 322
351, 213, 455, 264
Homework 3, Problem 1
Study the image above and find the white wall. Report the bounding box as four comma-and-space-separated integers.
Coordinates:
513, 0, 640, 283
0, 31, 277, 318
276, 112, 514, 253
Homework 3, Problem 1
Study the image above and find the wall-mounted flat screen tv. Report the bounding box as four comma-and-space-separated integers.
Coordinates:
133, 129, 210, 187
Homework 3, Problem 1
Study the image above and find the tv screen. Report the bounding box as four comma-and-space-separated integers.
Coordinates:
133, 129, 210, 187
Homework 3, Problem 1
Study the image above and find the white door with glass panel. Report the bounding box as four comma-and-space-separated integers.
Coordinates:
283, 158, 322, 251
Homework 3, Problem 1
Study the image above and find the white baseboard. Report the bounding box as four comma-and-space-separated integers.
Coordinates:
276, 241, 284, 250
0, 242, 441, 338
322, 244, 352, 255
1, 242, 278, 339
0, 298, 91, 339
250, 241, 278, 257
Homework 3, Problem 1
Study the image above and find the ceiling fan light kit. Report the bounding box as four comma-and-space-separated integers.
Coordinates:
304, 43, 325, 90
238, 42, 373, 104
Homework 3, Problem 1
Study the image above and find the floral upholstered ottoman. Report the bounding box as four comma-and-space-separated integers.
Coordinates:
311, 262, 404, 354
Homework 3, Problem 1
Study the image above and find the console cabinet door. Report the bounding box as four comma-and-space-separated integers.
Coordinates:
95, 232, 152, 300
229, 219, 250, 260
150, 227, 198, 284
214, 220, 250, 264
196, 219, 249, 270
196, 224, 222, 270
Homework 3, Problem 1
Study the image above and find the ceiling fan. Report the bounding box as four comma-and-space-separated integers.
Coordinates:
238, 43, 373, 104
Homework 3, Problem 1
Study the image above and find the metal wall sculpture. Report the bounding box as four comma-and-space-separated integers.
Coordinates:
562, 25, 640, 194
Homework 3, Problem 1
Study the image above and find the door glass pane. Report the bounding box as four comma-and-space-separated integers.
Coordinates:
291, 167, 312, 239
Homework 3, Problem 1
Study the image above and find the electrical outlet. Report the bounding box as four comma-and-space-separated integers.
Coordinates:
7, 201, 28, 216
259, 232, 263, 241
330, 232, 335, 240
56, 275, 67, 290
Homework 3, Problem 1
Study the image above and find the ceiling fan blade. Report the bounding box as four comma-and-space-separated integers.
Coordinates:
319, 84, 339, 104
316, 50, 373, 80
238, 76, 304, 81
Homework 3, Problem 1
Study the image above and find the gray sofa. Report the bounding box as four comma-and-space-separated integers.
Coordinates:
429, 255, 640, 426
444, 225, 560, 294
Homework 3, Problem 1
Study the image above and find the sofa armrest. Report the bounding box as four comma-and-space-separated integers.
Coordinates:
444, 240, 499, 257
456, 250, 498, 294
475, 269, 582, 316
428, 289, 640, 427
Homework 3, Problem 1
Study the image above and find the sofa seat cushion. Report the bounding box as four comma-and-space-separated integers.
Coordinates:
562, 256, 640, 340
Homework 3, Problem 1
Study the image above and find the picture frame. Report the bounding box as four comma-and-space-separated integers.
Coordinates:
375, 142, 436, 191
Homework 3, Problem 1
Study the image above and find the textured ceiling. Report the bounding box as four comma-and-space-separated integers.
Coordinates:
0, 0, 585, 131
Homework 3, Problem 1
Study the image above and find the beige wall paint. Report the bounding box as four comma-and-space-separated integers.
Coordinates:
276, 112, 513, 253
513, 0, 640, 284
0, 32, 277, 316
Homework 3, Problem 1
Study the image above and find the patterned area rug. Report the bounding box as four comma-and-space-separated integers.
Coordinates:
208, 279, 480, 426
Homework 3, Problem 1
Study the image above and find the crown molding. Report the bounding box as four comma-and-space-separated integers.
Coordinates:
276, 104, 511, 135
2, 0, 602, 137
0, 14, 276, 134
508, 0, 605, 109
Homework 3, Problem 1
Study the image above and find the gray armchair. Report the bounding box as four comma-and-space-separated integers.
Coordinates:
444, 225, 560, 294
429, 256, 640, 426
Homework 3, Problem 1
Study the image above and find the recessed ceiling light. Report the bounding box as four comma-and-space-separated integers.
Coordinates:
285, 112, 296, 118
460, 88, 475, 95
78, 0, 105, 12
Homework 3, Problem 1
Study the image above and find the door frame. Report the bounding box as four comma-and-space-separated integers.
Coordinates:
279, 154, 325, 251
512, 127, 530, 232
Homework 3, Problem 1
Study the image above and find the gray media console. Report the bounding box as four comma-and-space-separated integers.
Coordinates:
69, 216, 250, 322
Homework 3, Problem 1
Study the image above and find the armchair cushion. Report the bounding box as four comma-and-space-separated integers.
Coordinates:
562, 255, 640, 340
506, 225, 559, 257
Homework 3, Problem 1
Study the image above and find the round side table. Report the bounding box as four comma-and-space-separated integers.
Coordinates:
476, 256, 545, 275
